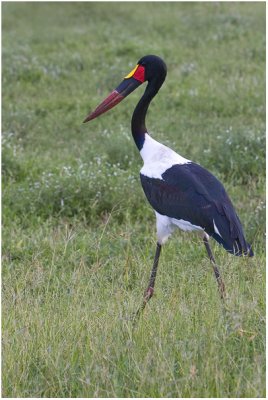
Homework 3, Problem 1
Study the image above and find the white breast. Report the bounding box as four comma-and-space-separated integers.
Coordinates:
140, 133, 190, 179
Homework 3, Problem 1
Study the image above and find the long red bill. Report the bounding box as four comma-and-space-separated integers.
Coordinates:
83, 71, 144, 124
83, 90, 124, 123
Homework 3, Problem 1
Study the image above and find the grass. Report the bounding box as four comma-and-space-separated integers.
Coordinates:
2, 2, 265, 397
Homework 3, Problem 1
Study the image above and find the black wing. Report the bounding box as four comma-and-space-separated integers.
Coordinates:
140, 163, 253, 256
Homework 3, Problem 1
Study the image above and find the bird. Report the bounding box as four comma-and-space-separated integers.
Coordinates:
83, 54, 253, 308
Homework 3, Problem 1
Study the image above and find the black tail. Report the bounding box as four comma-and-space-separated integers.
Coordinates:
212, 232, 254, 257
211, 204, 254, 257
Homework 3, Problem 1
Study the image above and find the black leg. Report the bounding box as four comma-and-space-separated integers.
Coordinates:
203, 235, 225, 299
144, 242, 162, 302
136, 242, 162, 316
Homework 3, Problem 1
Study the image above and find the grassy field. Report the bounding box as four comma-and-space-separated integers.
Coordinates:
2, 2, 265, 398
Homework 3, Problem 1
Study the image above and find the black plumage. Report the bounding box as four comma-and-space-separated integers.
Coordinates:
84, 54, 254, 308
140, 163, 253, 257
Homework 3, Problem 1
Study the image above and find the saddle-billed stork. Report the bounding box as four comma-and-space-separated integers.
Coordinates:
84, 55, 253, 308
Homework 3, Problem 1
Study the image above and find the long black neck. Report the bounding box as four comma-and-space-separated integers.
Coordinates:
131, 80, 162, 151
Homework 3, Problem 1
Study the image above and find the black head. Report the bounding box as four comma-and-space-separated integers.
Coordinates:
137, 55, 167, 83
83, 55, 167, 123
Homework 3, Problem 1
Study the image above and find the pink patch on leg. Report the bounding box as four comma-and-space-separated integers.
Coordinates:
145, 286, 154, 300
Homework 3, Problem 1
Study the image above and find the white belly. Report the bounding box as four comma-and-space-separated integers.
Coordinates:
155, 211, 204, 244
171, 218, 204, 232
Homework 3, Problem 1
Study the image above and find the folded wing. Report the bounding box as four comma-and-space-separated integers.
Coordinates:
140, 163, 253, 256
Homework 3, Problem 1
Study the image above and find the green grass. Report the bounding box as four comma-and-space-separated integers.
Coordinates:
2, 2, 265, 397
